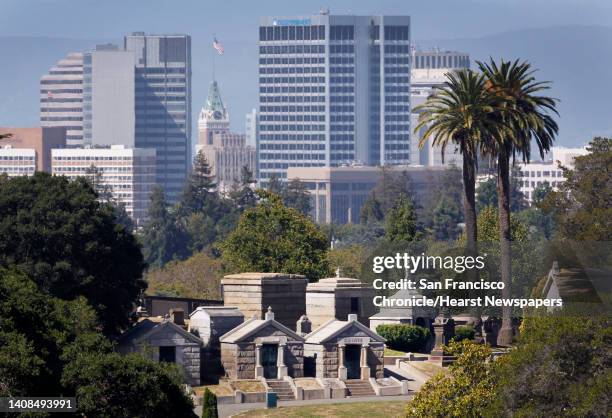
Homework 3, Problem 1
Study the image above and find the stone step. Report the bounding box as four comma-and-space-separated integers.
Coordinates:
345, 380, 376, 397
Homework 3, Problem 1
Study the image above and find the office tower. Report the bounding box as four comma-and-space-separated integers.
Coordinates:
40, 52, 84, 147
410, 49, 470, 166
82, 44, 135, 147
0, 126, 66, 172
245, 108, 259, 148
124, 33, 192, 203
196, 81, 256, 191
0, 147, 36, 177
257, 14, 411, 185
51, 145, 157, 225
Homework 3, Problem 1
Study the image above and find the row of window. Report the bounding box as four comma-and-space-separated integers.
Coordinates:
260, 86, 326, 94
330, 45, 355, 54
413, 54, 469, 69
0, 156, 34, 161
518, 170, 563, 178
259, 133, 326, 141
41, 89, 83, 95
384, 45, 410, 54
40, 107, 82, 113
259, 163, 325, 172
41, 79, 82, 85
259, 143, 326, 151
135, 86, 186, 92
260, 114, 325, 122
259, 76, 326, 85
136, 67, 186, 74
329, 57, 354, 64
259, 25, 326, 41
52, 156, 134, 161
260, 124, 326, 132
259, 153, 326, 160
259, 105, 326, 113
330, 105, 355, 113
41, 116, 82, 121
329, 66, 354, 74
260, 45, 325, 55
260, 95, 326, 103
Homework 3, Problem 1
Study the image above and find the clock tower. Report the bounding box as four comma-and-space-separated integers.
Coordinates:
198, 80, 230, 145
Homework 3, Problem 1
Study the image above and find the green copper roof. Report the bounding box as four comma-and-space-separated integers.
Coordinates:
205, 80, 226, 113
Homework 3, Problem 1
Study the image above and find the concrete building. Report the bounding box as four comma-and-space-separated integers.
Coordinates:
51, 145, 156, 225
82, 44, 135, 147
117, 310, 203, 386
257, 14, 411, 185
304, 314, 385, 380
220, 307, 305, 380
369, 288, 436, 332
124, 33, 192, 204
196, 81, 256, 191
0, 126, 66, 172
410, 49, 470, 167
245, 108, 259, 148
515, 146, 588, 203
306, 275, 376, 329
0, 147, 36, 177
221, 273, 309, 330
287, 165, 446, 224
40, 53, 84, 147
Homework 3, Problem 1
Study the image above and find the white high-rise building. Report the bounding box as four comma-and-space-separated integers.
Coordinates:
0, 146, 36, 177
40, 52, 84, 147
516, 146, 589, 203
410, 49, 470, 167
51, 145, 156, 225
258, 14, 412, 185
82, 44, 135, 147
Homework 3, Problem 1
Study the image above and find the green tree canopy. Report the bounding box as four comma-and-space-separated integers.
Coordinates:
282, 178, 312, 216
221, 191, 330, 281
385, 195, 419, 242
0, 173, 145, 334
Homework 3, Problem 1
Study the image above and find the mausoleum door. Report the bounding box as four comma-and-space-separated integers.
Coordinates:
261, 344, 278, 379
345, 345, 361, 379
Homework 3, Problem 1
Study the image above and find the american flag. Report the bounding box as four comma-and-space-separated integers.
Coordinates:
212, 38, 224, 55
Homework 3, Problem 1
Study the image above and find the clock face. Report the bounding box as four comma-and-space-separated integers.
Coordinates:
213, 110, 223, 120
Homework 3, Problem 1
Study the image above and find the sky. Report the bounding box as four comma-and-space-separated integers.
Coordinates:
1, 0, 611, 147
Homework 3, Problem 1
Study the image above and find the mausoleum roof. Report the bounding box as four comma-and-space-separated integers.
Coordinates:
305, 316, 385, 344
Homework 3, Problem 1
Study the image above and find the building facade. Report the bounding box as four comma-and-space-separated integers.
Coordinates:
0, 147, 36, 177
287, 165, 445, 224
82, 44, 135, 147
51, 145, 156, 224
245, 108, 259, 148
515, 146, 588, 203
257, 14, 411, 185
0, 126, 66, 172
40, 53, 84, 147
196, 81, 256, 191
124, 33, 192, 204
410, 50, 470, 166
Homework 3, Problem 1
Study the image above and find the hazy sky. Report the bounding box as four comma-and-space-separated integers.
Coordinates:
2, 0, 610, 41
1, 0, 611, 147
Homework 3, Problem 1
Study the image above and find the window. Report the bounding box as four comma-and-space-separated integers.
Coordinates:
159, 346, 176, 363
350, 297, 359, 313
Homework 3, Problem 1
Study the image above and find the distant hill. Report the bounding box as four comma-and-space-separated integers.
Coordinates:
1, 25, 610, 147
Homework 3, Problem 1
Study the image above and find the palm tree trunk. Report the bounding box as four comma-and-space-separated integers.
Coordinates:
497, 148, 513, 346
462, 155, 482, 333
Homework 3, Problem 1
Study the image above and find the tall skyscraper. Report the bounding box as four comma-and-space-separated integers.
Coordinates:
124, 33, 192, 203
40, 52, 84, 147
410, 49, 470, 166
82, 44, 135, 147
257, 14, 411, 185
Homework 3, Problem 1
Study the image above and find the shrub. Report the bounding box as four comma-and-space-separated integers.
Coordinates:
453, 325, 475, 342
376, 324, 430, 352
202, 388, 218, 418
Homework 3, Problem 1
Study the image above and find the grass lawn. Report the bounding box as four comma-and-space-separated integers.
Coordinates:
384, 347, 409, 356
233, 401, 408, 417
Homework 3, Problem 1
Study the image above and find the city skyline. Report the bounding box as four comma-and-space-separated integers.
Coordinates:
1, 1, 611, 148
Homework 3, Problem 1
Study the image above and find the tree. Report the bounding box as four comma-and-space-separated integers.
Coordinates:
385, 195, 418, 242
431, 196, 463, 240
221, 191, 330, 281
266, 173, 284, 195
282, 178, 312, 216
360, 192, 384, 224
531, 181, 553, 206
476, 169, 528, 213
180, 150, 217, 215
202, 388, 219, 418
228, 166, 258, 212
140, 185, 188, 268
405, 340, 496, 418
541, 137, 612, 240
328, 244, 367, 279
479, 58, 559, 345
0, 173, 145, 334
146, 251, 223, 299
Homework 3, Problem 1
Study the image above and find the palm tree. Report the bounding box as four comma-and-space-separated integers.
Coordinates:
414, 69, 506, 328
478, 59, 558, 346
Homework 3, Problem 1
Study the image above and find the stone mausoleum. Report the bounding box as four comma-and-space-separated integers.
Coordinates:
221, 273, 308, 330
304, 314, 385, 380
306, 275, 376, 329
220, 307, 305, 380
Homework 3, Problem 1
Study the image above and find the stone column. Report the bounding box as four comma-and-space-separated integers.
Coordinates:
255, 343, 263, 378
277, 343, 288, 378
360, 343, 370, 380
337, 343, 347, 381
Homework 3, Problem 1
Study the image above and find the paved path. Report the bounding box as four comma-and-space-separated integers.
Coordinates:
204, 394, 414, 417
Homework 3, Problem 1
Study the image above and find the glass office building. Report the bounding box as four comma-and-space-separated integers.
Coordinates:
257, 14, 411, 185
124, 33, 192, 203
